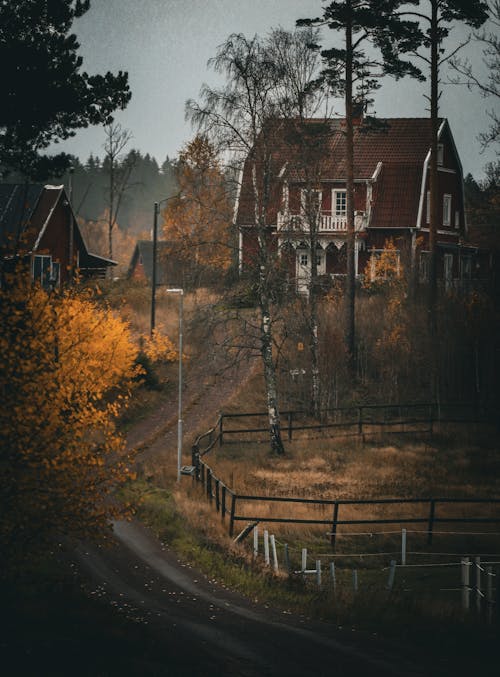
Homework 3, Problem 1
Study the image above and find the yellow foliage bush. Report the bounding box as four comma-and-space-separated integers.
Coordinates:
140, 328, 178, 364
0, 282, 140, 563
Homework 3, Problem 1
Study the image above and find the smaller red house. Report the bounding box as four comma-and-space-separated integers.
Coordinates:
0, 183, 116, 287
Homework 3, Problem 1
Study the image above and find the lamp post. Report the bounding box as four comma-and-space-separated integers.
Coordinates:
150, 193, 180, 336
166, 287, 184, 482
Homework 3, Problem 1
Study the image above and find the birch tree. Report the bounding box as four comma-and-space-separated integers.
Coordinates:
187, 29, 322, 453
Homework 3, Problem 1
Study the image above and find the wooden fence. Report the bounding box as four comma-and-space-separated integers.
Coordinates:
190, 454, 500, 545
188, 404, 498, 545
215, 402, 488, 444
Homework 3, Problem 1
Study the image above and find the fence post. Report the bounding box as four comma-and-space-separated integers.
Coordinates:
352, 569, 358, 594
316, 560, 322, 589
288, 412, 293, 441
207, 469, 212, 501
270, 535, 279, 572
486, 566, 493, 624
427, 499, 436, 545
301, 548, 307, 573
401, 528, 407, 566
387, 559, 397, 591
357, 407, 363, 436
229, 494, 236, 537
475, 556, 482, 614
284, 544, 291, 574
191, 445, 200, 480
253, 525, 259, 558
331, 502, 339, 549
461, 557, 471, 612
215, 479, 220, 512
221, 484, 227, 519
219, 414, 224, 447
264, 530, 270, 566
330, 562, 336, 593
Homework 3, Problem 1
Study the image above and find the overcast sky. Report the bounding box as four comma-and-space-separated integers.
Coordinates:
55, 0, 498, 178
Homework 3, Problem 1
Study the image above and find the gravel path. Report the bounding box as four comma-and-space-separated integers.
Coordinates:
128, 351, 258, 478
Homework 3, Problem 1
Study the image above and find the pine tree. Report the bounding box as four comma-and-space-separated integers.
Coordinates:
0, 0, 130, 178
298, 1, 423, 369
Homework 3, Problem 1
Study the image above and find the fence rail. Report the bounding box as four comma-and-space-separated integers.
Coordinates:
191, 455, 500, 545
190, 404, 498, 547
215, 402, 489, 444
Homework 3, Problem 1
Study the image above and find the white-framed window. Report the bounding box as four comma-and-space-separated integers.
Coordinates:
33, 255, 60, 289
33, 255, 52, 288
437, 143, 444, 166
332, 189, 347, 217
443, 194, 452, 227
454, 210, 460, 229
300, 189, 322, 216
299, 252, 309, 267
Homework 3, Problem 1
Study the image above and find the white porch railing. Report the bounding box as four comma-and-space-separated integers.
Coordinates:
277, 212, 365, 233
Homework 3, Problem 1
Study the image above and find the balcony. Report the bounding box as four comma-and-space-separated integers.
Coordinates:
277, 211, 366, 233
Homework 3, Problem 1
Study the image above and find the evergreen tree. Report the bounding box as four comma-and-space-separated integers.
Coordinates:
0, 0, 130, 178
298, 1, 423, 368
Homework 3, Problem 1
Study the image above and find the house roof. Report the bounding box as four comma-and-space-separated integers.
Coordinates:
369, 162, 424, 229
0, 183, 116, 268
128, 240, 175, 285
0, 184, 45, 252
236, 117, 449, 226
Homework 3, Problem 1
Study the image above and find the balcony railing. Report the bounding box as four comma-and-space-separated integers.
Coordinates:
277, 211, 365, 233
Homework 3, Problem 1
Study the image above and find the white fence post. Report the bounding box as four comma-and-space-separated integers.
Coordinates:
253, 525, 259, 559
461, 557, 470, 611
330, 562, 336, 593
401, 528, 407, 566
316, 560, 322, 588
301, 548, 307, 573
264, 529, 270, 566
270, 534, 279, 572
352, 569, 358, 593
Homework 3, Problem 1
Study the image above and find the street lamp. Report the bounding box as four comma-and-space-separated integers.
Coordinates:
166, 287, 184, 482
150, 193, 180, 336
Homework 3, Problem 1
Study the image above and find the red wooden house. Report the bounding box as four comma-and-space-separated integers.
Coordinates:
236, 117, 488, 293
0, 183, 115, 287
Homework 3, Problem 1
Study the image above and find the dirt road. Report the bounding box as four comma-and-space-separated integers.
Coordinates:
75, 519, 425, 677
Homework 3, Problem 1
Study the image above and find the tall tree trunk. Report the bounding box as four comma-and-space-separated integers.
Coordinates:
252, 163, 285, 455
308, 211, 321, 419
260, 297, 285, 455
429, 0, 439, 402
344, 8, 356, 369
429, 0, 439, 331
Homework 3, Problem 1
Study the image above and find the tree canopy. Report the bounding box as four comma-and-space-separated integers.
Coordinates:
0, 0, 131, 178
0, 282, 140, 565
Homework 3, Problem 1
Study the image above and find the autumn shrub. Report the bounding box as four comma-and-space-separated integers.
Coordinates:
0, 281, 141, 568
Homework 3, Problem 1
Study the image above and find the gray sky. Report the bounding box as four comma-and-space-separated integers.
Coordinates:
55, 0, 498, 178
